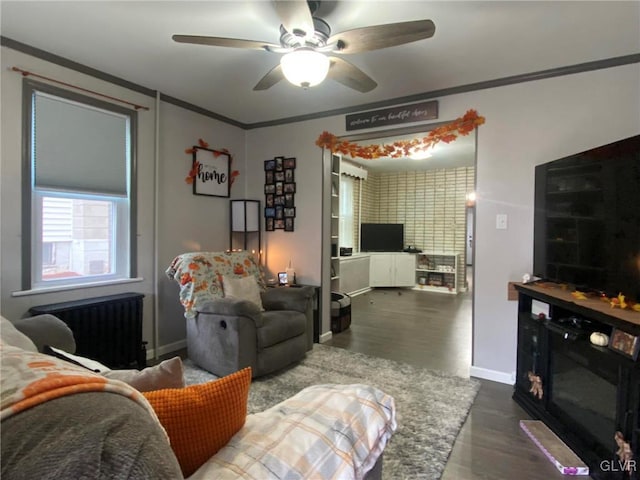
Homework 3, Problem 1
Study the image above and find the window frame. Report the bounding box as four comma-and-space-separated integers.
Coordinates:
22, 78, 137, 291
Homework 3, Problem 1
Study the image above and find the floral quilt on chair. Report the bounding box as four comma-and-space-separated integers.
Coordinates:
166, 251, 265, 318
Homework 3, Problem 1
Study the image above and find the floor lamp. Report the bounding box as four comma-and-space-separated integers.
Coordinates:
230, 199, 261, 260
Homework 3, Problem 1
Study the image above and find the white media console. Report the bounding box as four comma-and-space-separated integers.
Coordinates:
337, 252, 461, 295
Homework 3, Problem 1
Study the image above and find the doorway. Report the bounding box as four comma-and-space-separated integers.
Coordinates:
323, 124, 477, 376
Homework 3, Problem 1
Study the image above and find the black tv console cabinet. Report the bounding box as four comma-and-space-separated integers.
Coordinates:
514, 283, 639, 479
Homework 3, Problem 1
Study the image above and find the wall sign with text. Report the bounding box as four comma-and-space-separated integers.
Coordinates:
345, 100, 438, 131
192, 146, 231, 197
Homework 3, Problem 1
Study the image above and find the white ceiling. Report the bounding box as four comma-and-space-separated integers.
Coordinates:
2, 1, 638, 128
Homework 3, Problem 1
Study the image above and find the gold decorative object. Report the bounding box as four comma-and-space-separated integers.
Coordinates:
527, 371, 543, 400
614, 431, 634, 472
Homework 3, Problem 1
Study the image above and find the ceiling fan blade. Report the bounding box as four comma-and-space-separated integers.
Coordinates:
172, 34, 279, 51
327, 56, 377, 93
253, 64, 285, 91
271, 0, 314, 36
329, 19, 435, 54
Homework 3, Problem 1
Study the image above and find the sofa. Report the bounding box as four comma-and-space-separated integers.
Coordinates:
1, 314, 396, 479
166, 251, 314, 377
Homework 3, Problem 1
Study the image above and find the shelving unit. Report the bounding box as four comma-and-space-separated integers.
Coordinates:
330, 154, 341, 292
535, 160, 605, 287
413, 252, 459, 294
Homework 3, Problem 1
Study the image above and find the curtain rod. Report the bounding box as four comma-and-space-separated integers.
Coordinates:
11, 66, 150, 111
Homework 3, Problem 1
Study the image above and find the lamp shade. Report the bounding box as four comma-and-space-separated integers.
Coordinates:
230, 199, 261, 254
231, 200, 260, 232
280, 49, 330, 88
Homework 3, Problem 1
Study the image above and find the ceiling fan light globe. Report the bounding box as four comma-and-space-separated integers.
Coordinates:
280, 50, 330, 88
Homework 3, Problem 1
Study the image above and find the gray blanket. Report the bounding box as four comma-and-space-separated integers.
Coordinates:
1, 392, 183, 479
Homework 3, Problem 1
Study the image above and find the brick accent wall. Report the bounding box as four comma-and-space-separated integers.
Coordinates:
357, 167, 474, 292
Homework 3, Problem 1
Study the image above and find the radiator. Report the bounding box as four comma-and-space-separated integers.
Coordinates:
29, 292, 146, 369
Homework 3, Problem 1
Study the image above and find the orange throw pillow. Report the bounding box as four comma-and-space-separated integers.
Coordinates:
143, 367, 251, 477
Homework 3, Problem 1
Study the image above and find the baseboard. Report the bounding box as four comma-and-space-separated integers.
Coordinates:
319, 331, 333, 343
347, 287, 372, 297
470, 365, 515, 385
146, 339, 187, 360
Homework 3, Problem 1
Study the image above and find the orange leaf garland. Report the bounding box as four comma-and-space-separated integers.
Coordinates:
185, 160, 200, 184
316, 109, 485, 160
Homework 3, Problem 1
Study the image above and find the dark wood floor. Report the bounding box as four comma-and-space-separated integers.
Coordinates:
326, 287, 569, 480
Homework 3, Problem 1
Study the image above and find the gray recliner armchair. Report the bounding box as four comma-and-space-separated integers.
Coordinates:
188, 286, 313, 378
166, 251, 314, 378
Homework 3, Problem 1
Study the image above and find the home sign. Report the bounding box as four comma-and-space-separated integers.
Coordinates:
192, 146, 231, 198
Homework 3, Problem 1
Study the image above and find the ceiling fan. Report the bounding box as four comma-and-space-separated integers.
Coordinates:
172, 0, 435, 92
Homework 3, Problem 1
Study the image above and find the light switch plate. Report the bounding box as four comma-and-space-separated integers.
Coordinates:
496, 214, 508, 229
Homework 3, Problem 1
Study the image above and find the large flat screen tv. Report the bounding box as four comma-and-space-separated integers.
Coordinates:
361, 223, 404, 252
533, 135, 640, 302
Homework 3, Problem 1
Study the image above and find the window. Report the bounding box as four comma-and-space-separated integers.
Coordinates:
23, 79, 137, 290
339, 175, 355, 249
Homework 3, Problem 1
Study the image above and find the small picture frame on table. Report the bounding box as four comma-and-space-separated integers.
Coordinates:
608, 328, 640, 360
278, 272, 288, 285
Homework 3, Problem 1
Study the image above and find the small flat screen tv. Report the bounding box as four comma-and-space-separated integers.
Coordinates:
360, 223, 404, 252
533, 135, 640, 302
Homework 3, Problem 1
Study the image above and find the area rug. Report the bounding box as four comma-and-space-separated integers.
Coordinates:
183, 344, 480, 480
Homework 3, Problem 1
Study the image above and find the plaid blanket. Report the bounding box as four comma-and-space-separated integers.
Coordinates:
190, 383, 396, 480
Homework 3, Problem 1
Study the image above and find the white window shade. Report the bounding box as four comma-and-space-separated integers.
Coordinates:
340, 176, 355, 248
341, 161, 368, 180
33, 92, 129, 196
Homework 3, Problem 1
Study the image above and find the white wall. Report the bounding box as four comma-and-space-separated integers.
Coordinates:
245, 122, 326, 285
156, 101, 246, 350
0, 47, 247, 356
244, 63, 640, 381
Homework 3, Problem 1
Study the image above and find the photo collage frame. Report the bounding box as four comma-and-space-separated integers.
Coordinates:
264, 156, 296, 231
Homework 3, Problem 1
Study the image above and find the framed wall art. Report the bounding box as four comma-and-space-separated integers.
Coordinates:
192, 146, 231, 197
285, 217, 294, 232
265, 217, 274, 231
264, 156, 297, 231
609, 328, 640, 360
